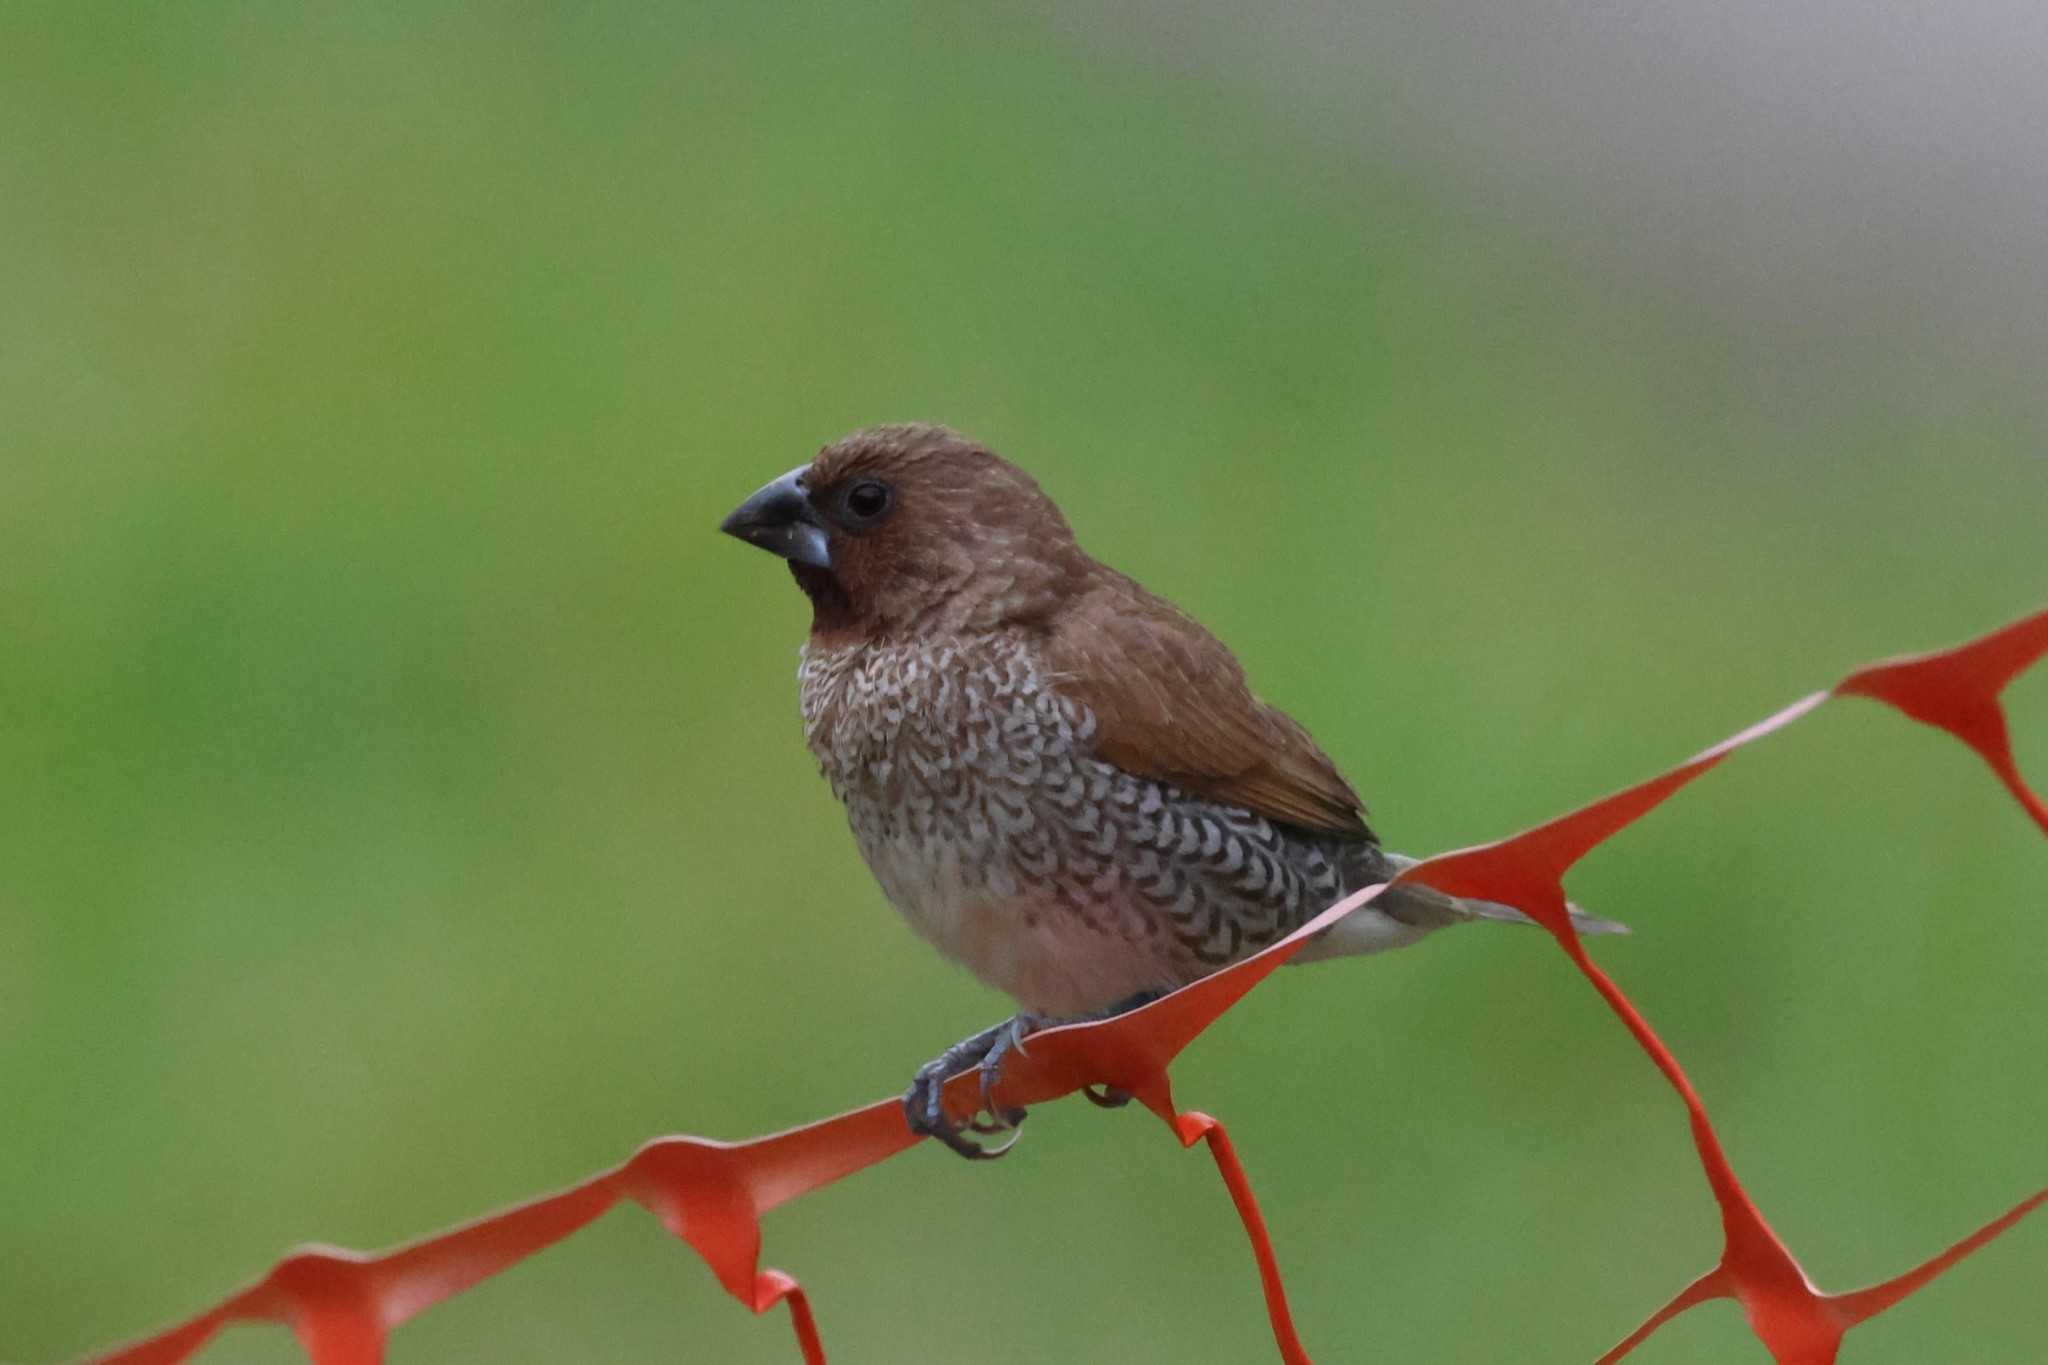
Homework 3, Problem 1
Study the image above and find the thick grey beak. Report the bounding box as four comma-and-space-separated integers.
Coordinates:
719, 466, 831, 570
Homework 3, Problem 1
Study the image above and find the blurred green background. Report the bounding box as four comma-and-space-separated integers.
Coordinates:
5, 4, 2045, 1362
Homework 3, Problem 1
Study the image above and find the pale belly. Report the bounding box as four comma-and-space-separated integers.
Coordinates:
854, 824, 1180, 1017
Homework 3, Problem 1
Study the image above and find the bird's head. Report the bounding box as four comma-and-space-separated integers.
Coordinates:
721, 424, 1088, 642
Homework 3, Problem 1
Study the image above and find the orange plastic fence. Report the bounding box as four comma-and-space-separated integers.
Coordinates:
78, 605, 2048, 1365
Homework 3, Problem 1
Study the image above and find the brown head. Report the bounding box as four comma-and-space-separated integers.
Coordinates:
720, 424, 1090, 641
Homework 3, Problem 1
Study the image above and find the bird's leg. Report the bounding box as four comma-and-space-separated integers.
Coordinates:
907, 991, 1169, 1158
904, 1017, 1033, 1160
970, 1013, 1044, 1127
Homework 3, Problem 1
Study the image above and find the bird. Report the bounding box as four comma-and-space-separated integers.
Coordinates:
720, 423, 1624, 1157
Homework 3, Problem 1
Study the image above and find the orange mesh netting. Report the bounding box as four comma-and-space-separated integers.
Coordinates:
78, 605, 2048, 1365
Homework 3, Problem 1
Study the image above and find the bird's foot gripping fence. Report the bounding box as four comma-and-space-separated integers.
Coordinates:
80, 606, 2048, 1365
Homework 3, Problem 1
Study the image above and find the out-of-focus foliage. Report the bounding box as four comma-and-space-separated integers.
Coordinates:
4, 4, 2043, 1362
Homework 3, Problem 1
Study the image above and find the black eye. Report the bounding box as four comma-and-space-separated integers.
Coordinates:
841, 479, 893, 526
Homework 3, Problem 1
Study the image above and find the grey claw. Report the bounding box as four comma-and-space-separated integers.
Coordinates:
904, 1000, 1147, 1158
904, 1082, 1003, 1159
903, 1015, 1035, 1160
975, 1014, 1045, 1116
967, 1107, 1029, 1134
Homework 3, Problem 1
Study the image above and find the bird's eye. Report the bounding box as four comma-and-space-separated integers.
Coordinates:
841, 479, 893, 526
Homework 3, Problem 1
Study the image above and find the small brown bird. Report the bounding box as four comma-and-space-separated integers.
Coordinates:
722, 424, 1622, 1157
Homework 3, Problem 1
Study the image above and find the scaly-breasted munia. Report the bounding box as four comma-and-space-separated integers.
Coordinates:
722, 423, 1621, 1157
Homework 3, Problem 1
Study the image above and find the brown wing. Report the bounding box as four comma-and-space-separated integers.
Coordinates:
1041, 571, 1374, 840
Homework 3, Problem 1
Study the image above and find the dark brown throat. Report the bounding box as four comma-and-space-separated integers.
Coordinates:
790, 561, 857, 636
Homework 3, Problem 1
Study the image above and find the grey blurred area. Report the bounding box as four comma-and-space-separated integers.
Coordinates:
1052, 0, 2048, 414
